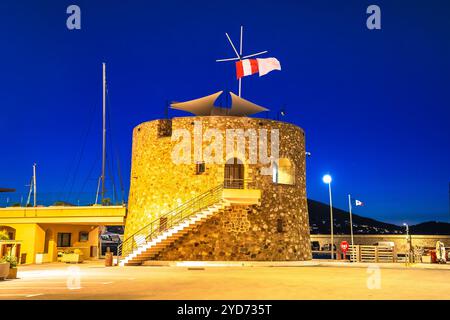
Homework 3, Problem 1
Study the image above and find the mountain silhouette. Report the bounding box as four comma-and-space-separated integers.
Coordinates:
307, 199, 450, 235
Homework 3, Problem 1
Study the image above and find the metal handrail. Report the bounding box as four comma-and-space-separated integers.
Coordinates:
117, 184, 224, 265
223, 178, 256, 189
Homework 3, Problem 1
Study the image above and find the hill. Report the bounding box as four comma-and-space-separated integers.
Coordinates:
307, 199, 450, 235
410, 221, 450, 235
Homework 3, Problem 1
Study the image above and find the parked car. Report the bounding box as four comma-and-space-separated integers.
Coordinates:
321, 243, 337, 251
311, 241, 320, 251
107, 233, 122, 243
100, 233, 122, 255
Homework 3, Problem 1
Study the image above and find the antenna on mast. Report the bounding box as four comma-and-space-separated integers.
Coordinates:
216, 26, 268, 98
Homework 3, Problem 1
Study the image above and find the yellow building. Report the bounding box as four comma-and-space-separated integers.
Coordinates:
0, 205, 126, 264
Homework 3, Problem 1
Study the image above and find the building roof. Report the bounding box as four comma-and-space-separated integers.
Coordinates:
170, 91, 269, 117
0, 205, 126, 225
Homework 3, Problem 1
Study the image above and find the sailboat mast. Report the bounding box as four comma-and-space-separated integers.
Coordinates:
33, 163, 37, 207
101, 62, 106, 203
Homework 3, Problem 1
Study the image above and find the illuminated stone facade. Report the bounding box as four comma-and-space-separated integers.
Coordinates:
125, 116, 311, 261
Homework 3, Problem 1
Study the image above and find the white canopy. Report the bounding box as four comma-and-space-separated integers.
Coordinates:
170, 91, 269, 117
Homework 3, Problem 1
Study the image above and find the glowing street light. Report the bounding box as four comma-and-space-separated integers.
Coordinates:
323, 174, 334, 259
322, 174, 332, 184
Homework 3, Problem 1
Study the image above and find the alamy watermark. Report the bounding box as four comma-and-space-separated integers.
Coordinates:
66, 5, 81, 30
66, 266, 82, 290
171, 121, 279, 175
367, 5, 381, 30
366, 264, 381, 289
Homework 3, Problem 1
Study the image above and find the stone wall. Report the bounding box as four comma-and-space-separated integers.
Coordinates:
310, 234, 450, 252
125, 116, 311, 261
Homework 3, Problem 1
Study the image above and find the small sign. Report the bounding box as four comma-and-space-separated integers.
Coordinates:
340, 241, 349, 253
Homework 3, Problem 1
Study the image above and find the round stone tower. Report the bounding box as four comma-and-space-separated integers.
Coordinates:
124, 115, 311, 261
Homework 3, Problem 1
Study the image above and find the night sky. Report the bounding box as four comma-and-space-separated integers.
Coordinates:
0, 0, 449, 225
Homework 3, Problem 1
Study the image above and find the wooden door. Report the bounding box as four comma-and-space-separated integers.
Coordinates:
224, 158, 244, 189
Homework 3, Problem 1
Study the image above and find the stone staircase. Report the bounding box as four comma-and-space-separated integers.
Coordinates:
119, 201, 230, 266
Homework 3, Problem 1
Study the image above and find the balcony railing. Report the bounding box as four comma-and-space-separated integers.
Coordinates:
223, 178, 256, 190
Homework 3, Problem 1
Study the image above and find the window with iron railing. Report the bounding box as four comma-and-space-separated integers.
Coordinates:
277, 219, 284, 233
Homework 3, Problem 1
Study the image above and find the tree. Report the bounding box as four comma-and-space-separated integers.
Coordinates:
53, 201, 74, 207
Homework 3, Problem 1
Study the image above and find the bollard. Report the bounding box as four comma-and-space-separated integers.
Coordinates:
105, 247, 113, 267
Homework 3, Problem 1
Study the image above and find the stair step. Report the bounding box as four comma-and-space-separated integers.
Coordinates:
137, 254, 158, 258
136, 253, 158, 258
124, 262, 143, 266
121, 201, 226, 265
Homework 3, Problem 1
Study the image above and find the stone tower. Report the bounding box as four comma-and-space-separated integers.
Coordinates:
123, 93, 311, 262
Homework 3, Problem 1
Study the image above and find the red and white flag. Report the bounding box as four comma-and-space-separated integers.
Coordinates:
236, 57, 281, 79
236, 59, 259, 79
355, 200, 364, 206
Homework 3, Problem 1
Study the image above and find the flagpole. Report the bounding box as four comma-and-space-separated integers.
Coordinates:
348, 194, 355, 260
216, 26, 268, 98
239, 25, 243, 97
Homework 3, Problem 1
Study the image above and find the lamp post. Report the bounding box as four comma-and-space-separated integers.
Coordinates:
348, 194, 355, 261
403, 223, 410, 262
323, 174, 334, 259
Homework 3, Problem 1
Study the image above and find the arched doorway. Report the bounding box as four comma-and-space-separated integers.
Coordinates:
273, 158, 295, 185
224, 157, 244, 189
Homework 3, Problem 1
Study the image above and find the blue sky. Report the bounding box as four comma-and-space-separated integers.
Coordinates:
0, 0, 449, 224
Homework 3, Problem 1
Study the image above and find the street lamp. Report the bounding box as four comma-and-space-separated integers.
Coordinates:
323, 174, 334, 259
403, 223, 410, 262
403, 222, 409, 235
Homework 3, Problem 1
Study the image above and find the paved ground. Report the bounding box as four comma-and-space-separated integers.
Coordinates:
1, 261, 450, 300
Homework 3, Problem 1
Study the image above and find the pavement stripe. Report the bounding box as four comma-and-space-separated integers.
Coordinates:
0, 287, 70, 290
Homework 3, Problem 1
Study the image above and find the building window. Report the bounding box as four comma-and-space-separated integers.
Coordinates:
57, 233, 71, 247
0, 226, 16, 240
157, 119, 172, 137
272, 158, 295, 185
79, 231, 89, 242
277, 219, 284, 233
196, 161, 205, 174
